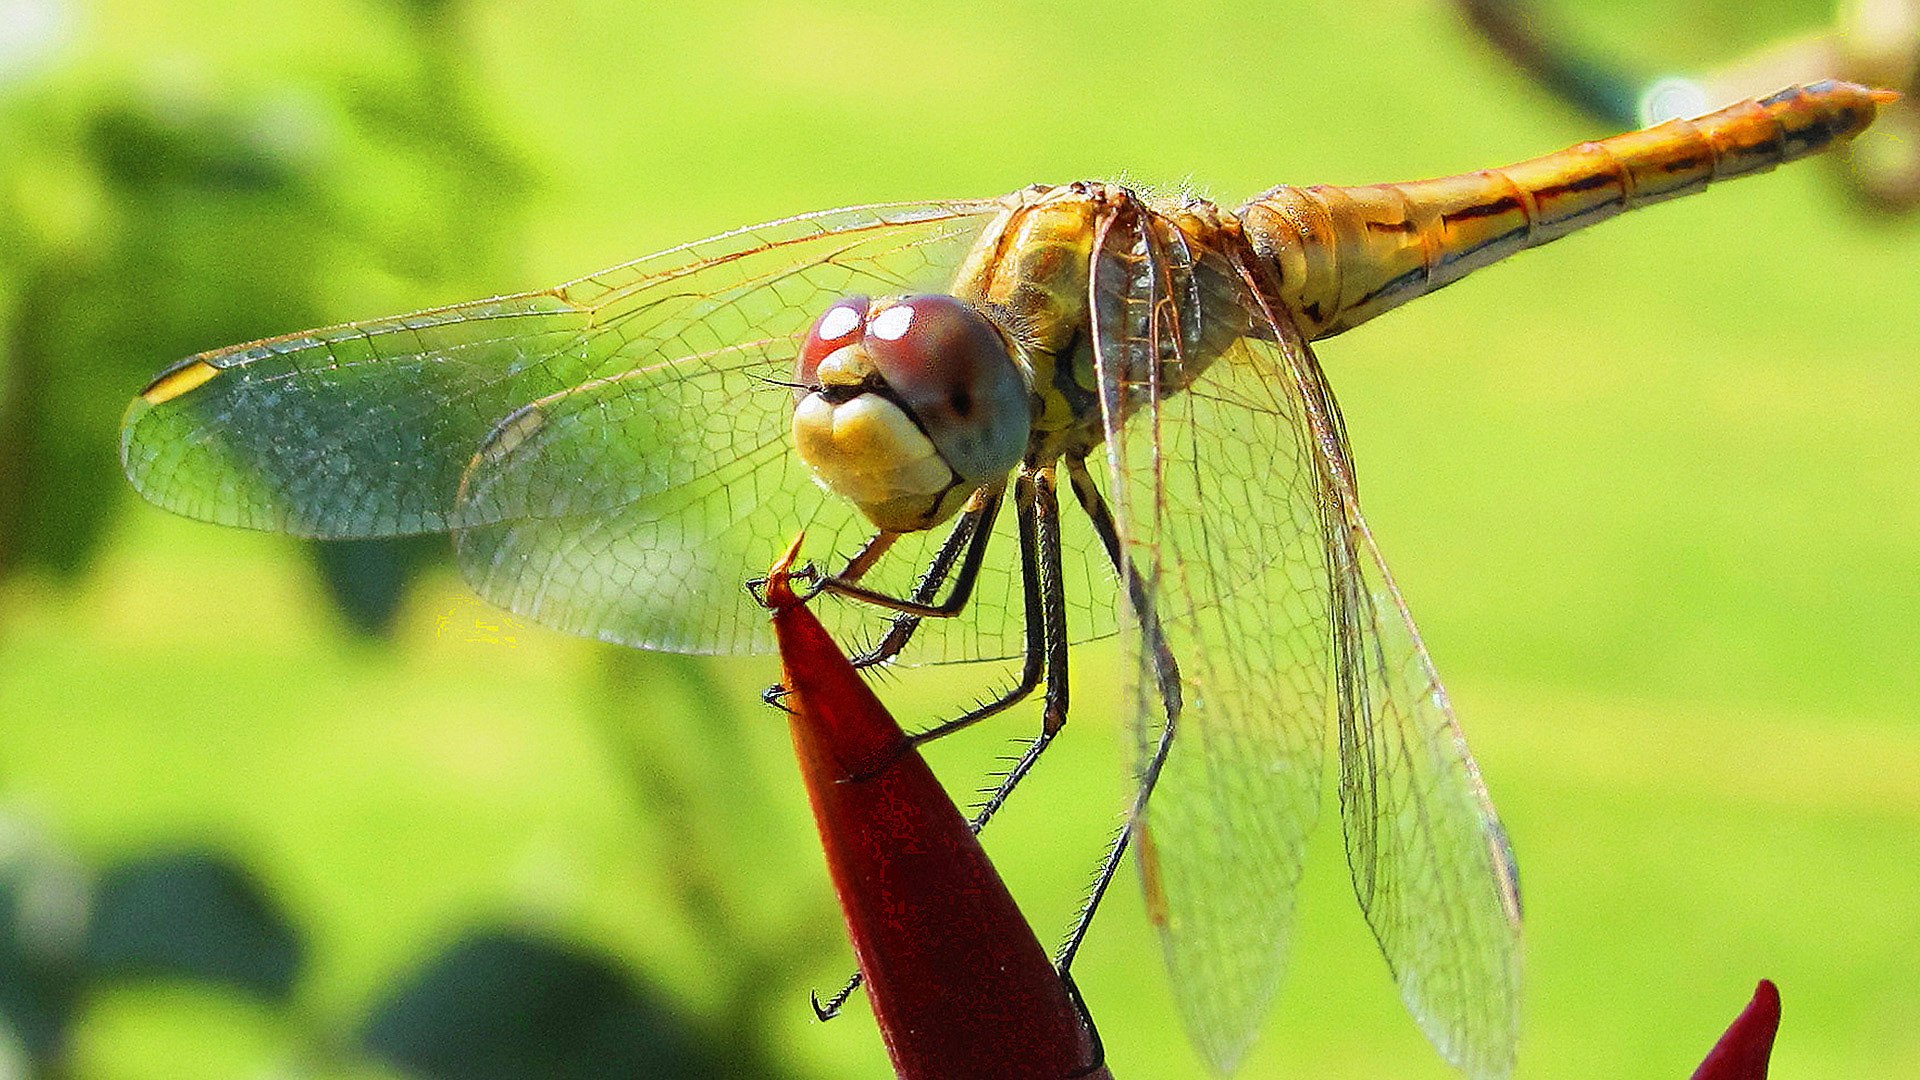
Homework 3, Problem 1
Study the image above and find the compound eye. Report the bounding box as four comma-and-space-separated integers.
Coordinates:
860, 295, 992, 398
796, 295, 871, 384
861, 295, 1030, 486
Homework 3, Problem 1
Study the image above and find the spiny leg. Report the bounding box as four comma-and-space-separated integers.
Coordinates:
817, 480, 1005, 621
847, 482, 1004, 669
1059, 968, 1109, 1078
808, 478, 1037, 1022
942, 464, 1072, 835
760, 484, 1005, 715
905, 467, 1048, 747
810, 977, 862, 1022
834, 478, 1045, 738
833, 528, 899, 586
1055, 456, 1183, 973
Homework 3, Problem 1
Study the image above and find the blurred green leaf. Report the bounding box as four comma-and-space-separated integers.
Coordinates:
0, 88, 335, 587
0, 833, 89, 1066
312, 536, 444, 637
0, 0, 531, 633
362, 928, 767, 1080
85, 850, 303, 1001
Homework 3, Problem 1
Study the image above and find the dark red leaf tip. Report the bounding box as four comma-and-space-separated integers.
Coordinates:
1691, 978, 1782, 1080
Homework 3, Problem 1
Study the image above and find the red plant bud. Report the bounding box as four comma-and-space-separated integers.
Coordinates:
1691, 979, 1781, 1080
763, 538, 1111, 1079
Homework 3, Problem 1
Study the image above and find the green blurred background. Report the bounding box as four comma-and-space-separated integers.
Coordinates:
2, 0, 1917, 1077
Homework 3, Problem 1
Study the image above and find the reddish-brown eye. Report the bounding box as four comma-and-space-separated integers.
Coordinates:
796, 294, 870, 384
860, 295, 1029, 486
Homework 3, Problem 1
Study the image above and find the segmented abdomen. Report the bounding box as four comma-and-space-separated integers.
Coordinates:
1239, 80, 1893, 340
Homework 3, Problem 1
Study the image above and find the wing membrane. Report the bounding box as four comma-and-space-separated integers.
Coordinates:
450, 336, 835, 654
122, 297, 591, 537
1088, 206, 1336, 1073
120, 200, 1008, 653
1090, 199, 1522, 1075
1235, 268, 1524, 1078
1330, 494, 1524, 1078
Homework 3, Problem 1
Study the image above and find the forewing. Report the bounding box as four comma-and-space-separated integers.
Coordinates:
447, 334, 823, 653
1088, 206, 1335, 1074
120, 200, 1007, 654
1235, 270, 1524, 1077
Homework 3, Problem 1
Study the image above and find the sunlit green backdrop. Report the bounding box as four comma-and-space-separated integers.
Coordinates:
3, 0, 1917, 1077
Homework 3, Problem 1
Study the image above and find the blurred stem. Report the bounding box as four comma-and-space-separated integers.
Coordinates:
587, 648, 842, 1077
592, 650, 735, 947
1454, 0, 1648, 127
0, 257, 58, 595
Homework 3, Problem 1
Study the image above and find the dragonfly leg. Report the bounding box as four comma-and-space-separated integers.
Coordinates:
935, 465, 1071, 835
816, 481, 1005, 622
905, 469, 1048, 750
812, 470, 1057, 1020
810, 466, 1059, 1014
753, 491, 1002, 717
1055, 456, 1184, 973
844, 483, 1004, 669
829, 528, 901, 589
810, 972, 865, 1021
1060, 969, 1109, 1078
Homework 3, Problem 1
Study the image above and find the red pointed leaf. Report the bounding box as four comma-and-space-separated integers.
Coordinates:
763, 545, 1111, 1079
1692, 979, 1781, 1080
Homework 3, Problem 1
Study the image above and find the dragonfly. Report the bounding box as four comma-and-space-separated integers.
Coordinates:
121, 81, 1891, 1078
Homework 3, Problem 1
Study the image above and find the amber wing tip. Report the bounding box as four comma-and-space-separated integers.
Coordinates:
1870, 88, 1903, 106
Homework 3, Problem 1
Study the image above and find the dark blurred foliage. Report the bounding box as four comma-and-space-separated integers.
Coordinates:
365, 929, 799, 1080
315, 535, 446, 635
0, 1, 833, 1074
0, 839, 298, 1073
0, 0, 526, 635
0, 831, 799, 1079
0, 833, 87, 1065
85, 850, 303, 999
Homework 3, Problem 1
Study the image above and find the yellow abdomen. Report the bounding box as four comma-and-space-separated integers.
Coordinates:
1240, 81, 1895, 340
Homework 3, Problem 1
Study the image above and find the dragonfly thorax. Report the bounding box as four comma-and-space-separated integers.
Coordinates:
939, 182, 1260, 465
792, 294, 1030, 533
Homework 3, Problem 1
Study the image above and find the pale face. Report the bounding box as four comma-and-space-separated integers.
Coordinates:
791, 294, 1031, 533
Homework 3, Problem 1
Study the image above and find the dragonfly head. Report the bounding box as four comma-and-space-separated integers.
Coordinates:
792, 294, 1030, 533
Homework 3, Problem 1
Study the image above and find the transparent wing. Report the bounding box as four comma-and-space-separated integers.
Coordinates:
1236, 268, 1524, 1077
1087, 206, 1336, 1074
120, 199, 1020, 655
447, 327, 1119, 657
1090, 201, 1522, 1075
